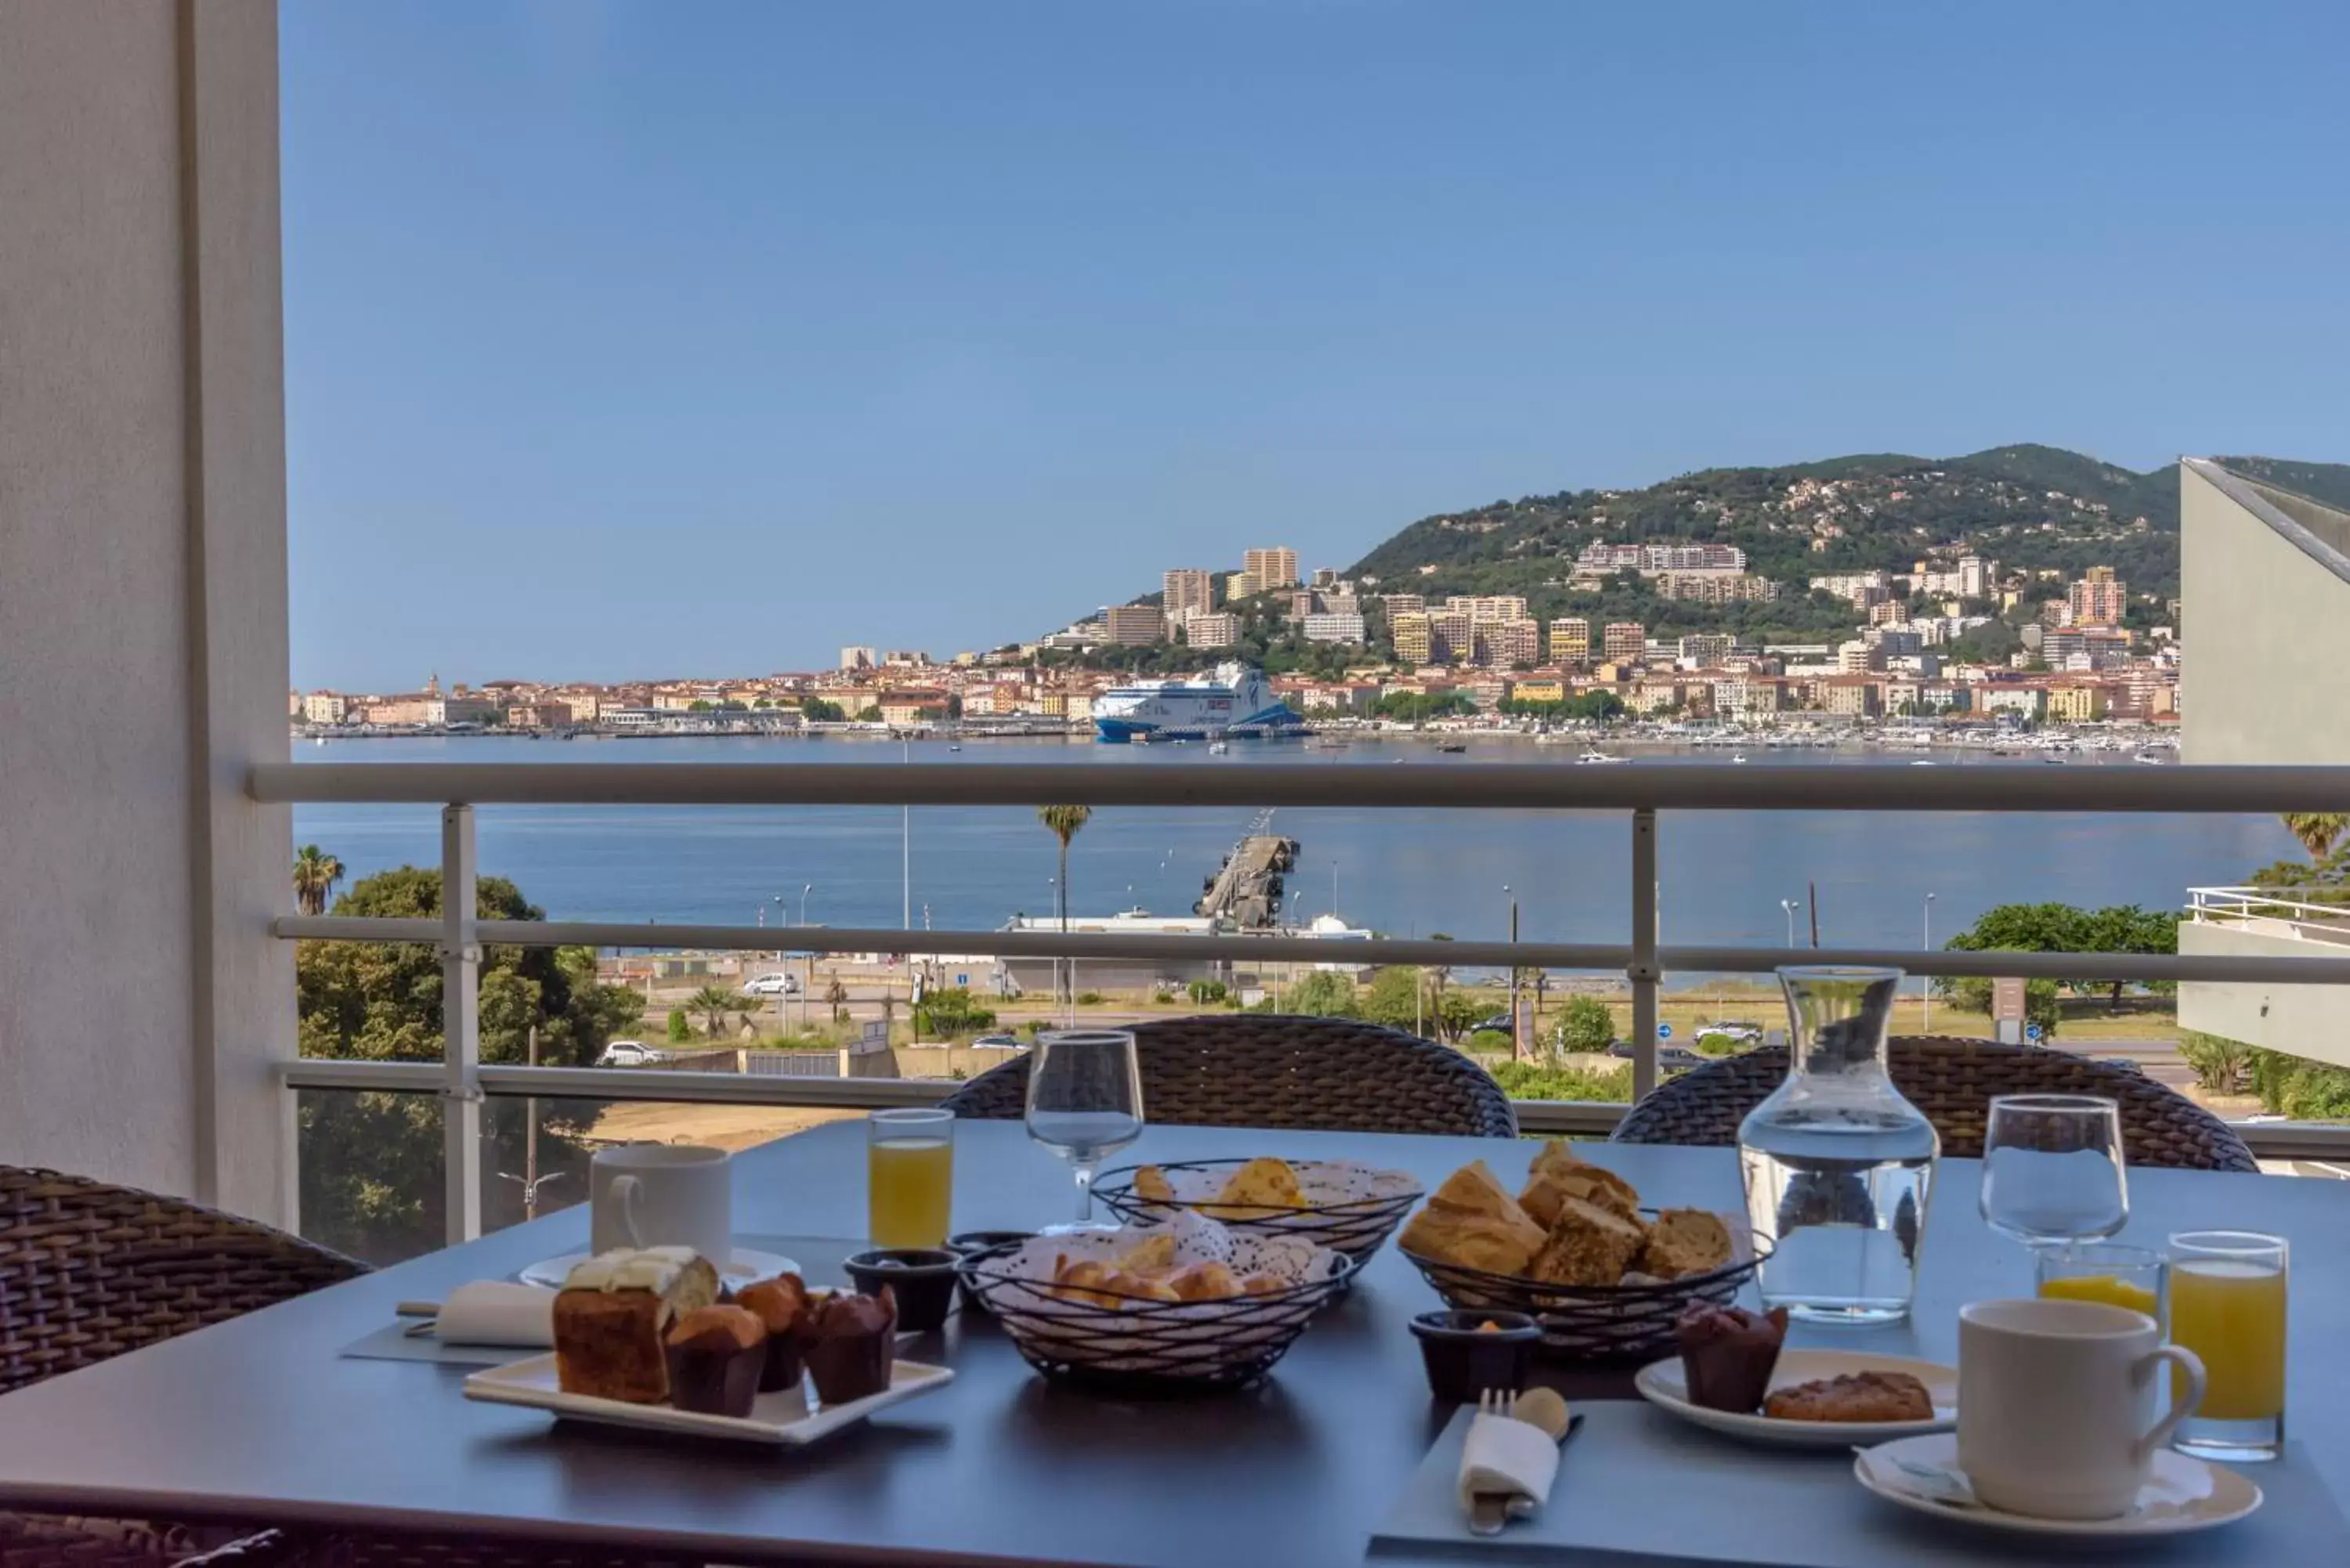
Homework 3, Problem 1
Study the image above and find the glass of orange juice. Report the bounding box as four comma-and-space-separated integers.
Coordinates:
2036, 1242, 2167, 1332
2168, 1230, 2287, 1461
868, 1107, 955, 1248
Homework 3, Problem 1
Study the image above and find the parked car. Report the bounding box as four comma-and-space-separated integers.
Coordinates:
1658, 1046, 1708, 1073
1473, 1013, 1514, 1035
1695, 1021, 1762, 1042
971, 1033, 1024, 1050
2094, 1056, 2146, 1076
598, 1039, 663, 1067
742, 971, 802, 996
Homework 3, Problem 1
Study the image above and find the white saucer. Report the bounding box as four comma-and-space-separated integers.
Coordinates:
1854, 1433, 2264, 1538
518, 1247, 799, 1291
1635, 1349, 1956, 1450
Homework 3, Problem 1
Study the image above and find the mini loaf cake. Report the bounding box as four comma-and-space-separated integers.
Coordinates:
803, 1287, 897, 1405
664, 1304, 768, 1418
551, 1245, 723, 1404
735, 1273, 812, 1393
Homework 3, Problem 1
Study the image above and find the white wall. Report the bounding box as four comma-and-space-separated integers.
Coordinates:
0, 0, 293, 1222
2181, 461, 2350, 765
2179, 923, 2350, 1071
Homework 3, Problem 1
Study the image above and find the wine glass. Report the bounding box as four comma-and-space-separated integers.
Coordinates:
1979, 1093, 2128, 1248
1024, 1030, 1145, 1234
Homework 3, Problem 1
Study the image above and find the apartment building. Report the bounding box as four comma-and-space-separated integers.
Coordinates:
1656, 572, 1781, 604
1101, 605, 1162, 645
1676, 633, 1734, 667
2069, 566, 2126, 627
1162, 569, 1216, 630
1382, 593, 1426, 616
1578, 542, 1746, 575
1601, 622, 1647, 663
1443, 594, 1529, 623
1810, 571, 1893, 609
1390, 612, 1434, 664
300, 692, 347, 724
1303, 612, 1367, 645
1430, 610, 1473, 663
838, 646, 878, 670
1242, 547, 1299, 592
1548, 618, 1592, 663
1817, 676, 1884, 717
1473, 616, 1540, 667
1183, 611, 1241, 649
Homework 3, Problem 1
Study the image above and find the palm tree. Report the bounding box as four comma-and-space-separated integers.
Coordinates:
686, 985, 745, 1038
826, 977, 848, 1023
1036, 804, 1094, 1013
2282, 813, 2350, 860
291, 844, 345, 916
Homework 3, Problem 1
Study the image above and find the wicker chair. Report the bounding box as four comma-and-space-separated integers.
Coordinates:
1608, 1036, 2258, 1172
940, 1014, 1518, 1137
1, 1168, 368, 1568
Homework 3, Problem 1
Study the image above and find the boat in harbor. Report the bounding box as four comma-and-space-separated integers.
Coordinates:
1094, 663, 1306, 743
1576, 749, 1627, 765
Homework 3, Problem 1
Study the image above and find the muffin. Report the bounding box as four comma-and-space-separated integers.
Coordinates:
803, 1287, 898, 1405
663, 1304, 768, 1418
735, 1273, 812, 1393
1674, 1302, 1788, 1414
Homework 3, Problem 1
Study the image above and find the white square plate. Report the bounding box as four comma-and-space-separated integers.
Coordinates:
1635, 1349, 1956, 1449
463, 1353, 953, 1445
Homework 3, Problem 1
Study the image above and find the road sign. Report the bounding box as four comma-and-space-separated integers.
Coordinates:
2026, 1023, 2044, 1042
1658, 1024, 1674, 1041
956, 974, 969, 988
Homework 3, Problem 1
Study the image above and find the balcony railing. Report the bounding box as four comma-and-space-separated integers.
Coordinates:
253, 760, 2350, 1245
2189, 883, 2350, 945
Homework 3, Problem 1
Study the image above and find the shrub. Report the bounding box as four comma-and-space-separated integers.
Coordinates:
1282, 970, 1357, 1017
1466, 1028, 1514, 1057
2178, 1031, 2253, 1095
1554, 995, 1614, 1055
1076, 991, 1104, 1006
664, 1007, 690, 1043
1487, 1059, 1635, 1103
1696, 1031, 1740, 1057
1187, 978, 1229, 1005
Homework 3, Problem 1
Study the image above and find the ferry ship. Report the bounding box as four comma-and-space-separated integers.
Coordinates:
1093, 663, 1305, 742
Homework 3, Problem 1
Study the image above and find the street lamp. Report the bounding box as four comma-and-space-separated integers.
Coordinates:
1922, 892, 1938, 1033
1504, 884, 1520, 1059
1780, 898, 1801, 947
800, 882, 813, 927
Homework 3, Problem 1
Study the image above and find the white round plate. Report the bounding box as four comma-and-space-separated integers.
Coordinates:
1853, 1433, 2263, 1539
517, 1247, 799, 1291
1634, 1349, 1957, 1449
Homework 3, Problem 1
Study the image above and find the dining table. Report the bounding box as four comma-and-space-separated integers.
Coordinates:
0, 1118, 2344, 1568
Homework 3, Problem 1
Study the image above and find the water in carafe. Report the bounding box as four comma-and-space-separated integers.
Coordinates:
1738, 966, 1940, 1324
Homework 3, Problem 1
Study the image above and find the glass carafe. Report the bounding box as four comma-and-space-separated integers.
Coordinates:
1738, 966, 1940, 1324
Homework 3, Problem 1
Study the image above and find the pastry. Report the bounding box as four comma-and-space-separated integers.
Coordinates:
1049, 1258, 1127, 1308
551, 1246, 724, 1405
1636, 1209, 1734, 1280
735, 1273, 811, 1392
663, 1304, 767, 1418
1397, 1162, 1549, 1277
1528, 1195, 1648, 1287
1764, 1371, 1934, 1423
1164, 1261, 1242, 1302
802, 1288, 898, 1405
1675, 1302, 1788, 1414
1114, 1233, 1178, 1274
1205, 1157, 1307, 1219
1240, 1272, 1288, 1295
1132, 1165, 1177, 1204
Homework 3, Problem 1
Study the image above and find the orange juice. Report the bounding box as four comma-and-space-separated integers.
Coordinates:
2038, 1273, 2160, 1320
2171, 1258, 2287, 1420
869, 1136, 953, 1248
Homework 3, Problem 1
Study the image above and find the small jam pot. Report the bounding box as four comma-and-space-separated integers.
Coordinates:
842, 1248, 961, 1334
945, 1230, 1035, 1317
1409, 1308, 1542, 1404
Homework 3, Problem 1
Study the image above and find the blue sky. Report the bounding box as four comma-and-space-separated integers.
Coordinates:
282, 1, 2350, 690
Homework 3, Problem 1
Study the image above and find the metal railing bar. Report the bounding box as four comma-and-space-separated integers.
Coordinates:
270, 915, 2350, 986
249, 761, 2350, 814
273, 1060, 2350, 1160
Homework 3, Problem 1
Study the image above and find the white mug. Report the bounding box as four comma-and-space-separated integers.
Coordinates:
1958, 1296, 2206, 1519
589, 1143, 734, 1263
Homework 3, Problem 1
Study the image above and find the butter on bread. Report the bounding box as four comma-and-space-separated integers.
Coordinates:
1202, 1156, 1307, 1219
1398, 1160, 1548, 1276
1636, 1208, 1734, 1279
1528, 1194, 1649, 1287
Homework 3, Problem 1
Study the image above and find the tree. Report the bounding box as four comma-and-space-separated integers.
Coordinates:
1357, 966, 1426, 1032
2178, 1031, 2254, 1095
1555, 995, 1614, 1055
826, 977, 848, 1022
666, 1007, 690, 1043
1936, 901, 2177, 1015
297, 867, 642, 1262
687, 985, 747, 1037
1282, 970, 1356, 1017
1036, 805, 1093, 1010
855, 706, 883, 722
291, 844, 345, 916
801, 697, 844, 723
913, 988, 997, 1037
2281, 814, 2350, 860
1187, 978, 1229, 1006
1434, 992, 1487, 1043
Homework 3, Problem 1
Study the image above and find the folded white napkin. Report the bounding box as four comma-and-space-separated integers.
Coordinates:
434, 1281, 555, 1346
1457, 1411, 1560, 1516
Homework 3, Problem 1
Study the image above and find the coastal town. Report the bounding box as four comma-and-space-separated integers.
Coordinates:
291, 539, 2179, 740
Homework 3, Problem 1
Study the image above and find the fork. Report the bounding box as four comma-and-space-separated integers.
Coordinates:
1469, 1389, 1519, 1536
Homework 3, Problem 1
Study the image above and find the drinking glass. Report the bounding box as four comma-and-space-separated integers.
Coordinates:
1024, 1030, 1144, 1234
2037, 1241, 2167, 1332
1978, 1094, 2128, 1248
2168, 1230, 2287, 1461
867, 1107, 954, 1248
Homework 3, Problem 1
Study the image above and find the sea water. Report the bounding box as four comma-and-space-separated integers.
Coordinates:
1739, 1111, 1939, 1324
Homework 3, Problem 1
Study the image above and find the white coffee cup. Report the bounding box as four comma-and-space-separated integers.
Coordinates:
589, 1143, 734, 1264
1958, 1296, 2206, 1519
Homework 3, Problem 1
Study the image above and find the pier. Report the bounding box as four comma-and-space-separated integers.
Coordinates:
1195, 831, 1300, 928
